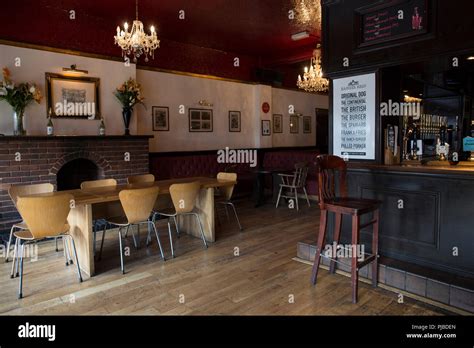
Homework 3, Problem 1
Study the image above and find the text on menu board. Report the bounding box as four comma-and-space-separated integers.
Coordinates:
333, 73, 376, 160
361, 0, 427, 45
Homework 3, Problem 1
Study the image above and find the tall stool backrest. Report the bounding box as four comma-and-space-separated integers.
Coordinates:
315, 155, 347, 209
16, 193, 72, 239
127, 174, 155, 184
217, 172, 237, 201
80, 178, 117, 189
119, 186, 160, 224
169, 182, 200, 214
9, 183, 54, 207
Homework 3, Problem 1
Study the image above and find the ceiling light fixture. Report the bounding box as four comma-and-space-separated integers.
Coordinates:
114, 0, 160, 62
291, 0, 322, 32
297, 44, 329, 93
291, 31, 310, 41
467, 56, 474, 61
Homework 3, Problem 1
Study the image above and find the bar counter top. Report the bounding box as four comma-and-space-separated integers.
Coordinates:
348, 162, 474, 177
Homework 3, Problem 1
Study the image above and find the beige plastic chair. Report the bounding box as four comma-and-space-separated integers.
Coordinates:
12, 193, 82, 299
215, 172, 242, 230
275, 162, 310, 211
153, 182, 207, 258
80, 179, 118, 259
103, 186, 165, 274
5, 183, 70, 263
127, 174, 155, 184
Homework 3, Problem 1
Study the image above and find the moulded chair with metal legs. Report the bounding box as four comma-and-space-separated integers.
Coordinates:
215, 172, 242, 231
102, 186, 165, 274
153, 182, 208, 258
80, 179, 119, 259
11, 193, 82, 299
6, 183, 71, 265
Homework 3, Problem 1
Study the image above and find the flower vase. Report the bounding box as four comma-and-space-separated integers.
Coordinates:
13, 111, 26, 136
122, 108, 132, 136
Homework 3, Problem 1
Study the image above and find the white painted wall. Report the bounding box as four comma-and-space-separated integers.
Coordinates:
0, 44, 329, 150
0, 44, 137, 136
271, 88, 329, 148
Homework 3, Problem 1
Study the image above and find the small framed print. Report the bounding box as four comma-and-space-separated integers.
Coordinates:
303, 116, 312, 133
189, 108, 213, 132
273, 114, 282, 133
290, 115, 299, 134
261, 120, 271, 136
229, 111, 241, 132
152, 106, 169, 131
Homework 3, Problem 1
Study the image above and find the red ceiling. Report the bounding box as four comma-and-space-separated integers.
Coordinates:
0, 0, 319, 84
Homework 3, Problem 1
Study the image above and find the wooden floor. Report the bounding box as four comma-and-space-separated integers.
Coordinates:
0, 199, 453, 315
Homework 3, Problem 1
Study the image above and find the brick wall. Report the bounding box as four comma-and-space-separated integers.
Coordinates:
0, 136, 151, 237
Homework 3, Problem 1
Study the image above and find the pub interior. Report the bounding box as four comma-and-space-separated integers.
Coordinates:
0, 0, 473, 343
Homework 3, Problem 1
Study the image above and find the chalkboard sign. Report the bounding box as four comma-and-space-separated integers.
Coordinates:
359, 0, 428, 47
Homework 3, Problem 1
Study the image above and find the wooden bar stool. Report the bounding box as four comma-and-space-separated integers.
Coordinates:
310, 155, 381, 303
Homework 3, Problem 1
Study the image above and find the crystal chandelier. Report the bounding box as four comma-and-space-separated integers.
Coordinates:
291, 0, 322, 32
114, 0, 160, 62
297, 45, 329, 93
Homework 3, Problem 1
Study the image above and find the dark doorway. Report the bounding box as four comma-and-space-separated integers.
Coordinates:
315, 108, 329, 154
57, 158, 100, 191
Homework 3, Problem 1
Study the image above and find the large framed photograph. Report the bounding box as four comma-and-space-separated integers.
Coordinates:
273, 114, 282, 133
261, 120, 271, 136
290, 115, 299, 134
228, 111, 241, 132
152, 106, 169, 131
303, 116, 312, 133
189, 108, 213, 132
45, 72, 100, 119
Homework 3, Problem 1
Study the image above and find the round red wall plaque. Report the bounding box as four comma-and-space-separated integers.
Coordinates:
262, 102, 270, 113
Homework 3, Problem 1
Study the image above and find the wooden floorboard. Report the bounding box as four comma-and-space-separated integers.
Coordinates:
0, 199, 454, 315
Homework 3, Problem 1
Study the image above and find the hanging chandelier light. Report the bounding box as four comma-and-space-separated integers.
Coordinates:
114, 0, 160, 62
291, 0, 322, 32
297, 44, 329, 93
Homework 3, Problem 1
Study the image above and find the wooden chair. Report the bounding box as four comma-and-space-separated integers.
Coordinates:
153, 182, 207, 258
215, 172, 242, 231
12, 193, 82, 299
275, 162, 310, 211
310, 155, 381, 303
103, 186, 165, 274
127, 174, 155, 184
5, 183, 70, 263
80, 179, 119, 259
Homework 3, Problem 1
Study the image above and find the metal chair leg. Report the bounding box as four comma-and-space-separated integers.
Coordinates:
150, 221, 165, 261
303, 187, 311, 207
294, 188, 299, 211
64, 236, 73, 266
5, 225, 16, 262
18, 241, 25, 299
68, 235, 83, 282
131, 225, 138, 250
146, 216, 153, 246
228, 202, 242, 231
118, 227, 125, 274
10, 238, 19, 278
167, 219, 174, 258
172, 215, 180, 238
194, 213, 208, 248
98, 224, 107, 261
275, 186, 283, 208
55, 237, 59, 252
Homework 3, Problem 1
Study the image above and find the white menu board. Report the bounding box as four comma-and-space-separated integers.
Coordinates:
333, 73, 376, 160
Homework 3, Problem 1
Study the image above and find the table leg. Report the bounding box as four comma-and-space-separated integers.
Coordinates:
67, 204, 94, 277
179, 187, 215, 243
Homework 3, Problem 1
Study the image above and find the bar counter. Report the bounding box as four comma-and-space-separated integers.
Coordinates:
337, 162, 474, 279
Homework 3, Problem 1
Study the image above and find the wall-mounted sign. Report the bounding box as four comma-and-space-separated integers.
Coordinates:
262, 102, 270, 114
358, 0, 428, 47
333, 73, 376, 160
463, 137, 474, 152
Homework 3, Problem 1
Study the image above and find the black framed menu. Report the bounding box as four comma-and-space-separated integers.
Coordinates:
358, 0, 428, 47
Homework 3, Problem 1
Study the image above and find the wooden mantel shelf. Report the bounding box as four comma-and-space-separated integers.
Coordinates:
0, 135, 153, 140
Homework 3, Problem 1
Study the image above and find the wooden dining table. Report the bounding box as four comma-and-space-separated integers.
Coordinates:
24, 176, 236, 277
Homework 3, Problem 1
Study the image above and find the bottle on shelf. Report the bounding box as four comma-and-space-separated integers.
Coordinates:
47, 108, 54, 136
99, 118, 106, 136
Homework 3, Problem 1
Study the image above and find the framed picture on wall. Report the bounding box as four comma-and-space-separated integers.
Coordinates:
303, 116, 312, 133
45, 72, 100, 119
262, 120, 271, 136
229, 111, 241, 132
290, 115, 299, 134
273, 114, 282, 133
152, 106, 169, 131
189, 108, 213, 132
